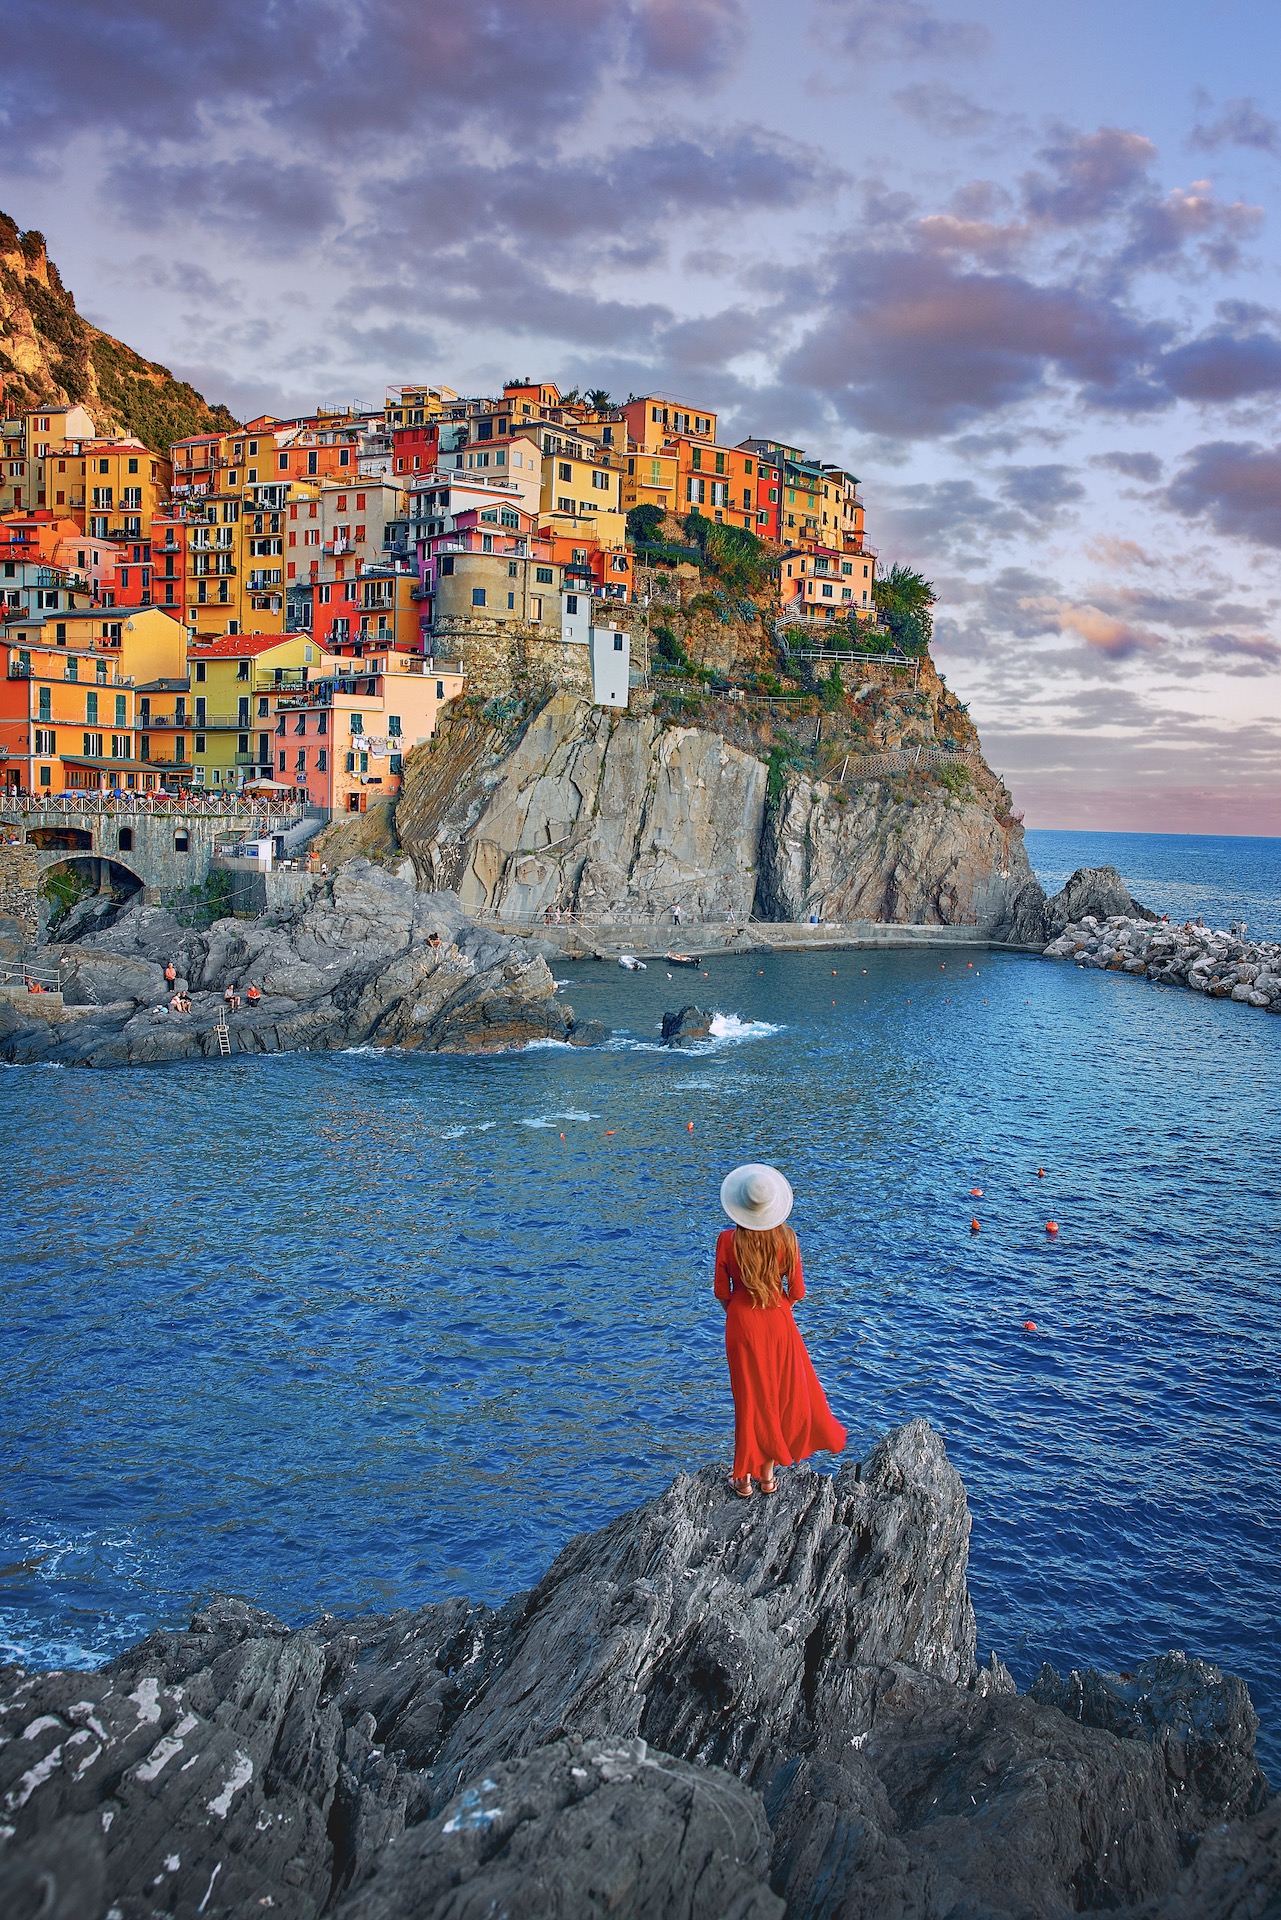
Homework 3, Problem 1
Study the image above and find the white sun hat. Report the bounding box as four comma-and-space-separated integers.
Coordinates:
720, 1163, 794, 1231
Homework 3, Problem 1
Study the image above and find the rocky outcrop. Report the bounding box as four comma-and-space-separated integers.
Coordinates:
0, 861, 601, 1067
397, 687, 1046, 933
997, 864, 1155, 945
660, 1004, 713, 1042
758, 770, 1035, 931
0, 1424, 1272, 1920
1044, 913, 1281, 1013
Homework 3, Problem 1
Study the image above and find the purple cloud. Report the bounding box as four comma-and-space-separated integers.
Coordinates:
1189, 96, 1280, 155
815, 0, 990, 61
1167, 441, 1281, 549
1021, 128, 1155, 227
1091, 450, 1163, 482
783, 245, 1167, 437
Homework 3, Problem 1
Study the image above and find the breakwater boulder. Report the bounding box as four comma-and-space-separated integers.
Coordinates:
660, 1003, 713, 1043
0, 861, 604, 1068
0, 1423, 1273, 1920
1044, 914, 1281, 1012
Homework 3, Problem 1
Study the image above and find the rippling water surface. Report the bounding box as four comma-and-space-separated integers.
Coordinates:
3, 886, 1279, 1776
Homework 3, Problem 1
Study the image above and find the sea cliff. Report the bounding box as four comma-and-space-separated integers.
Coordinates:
392, 652, 1045, 934
0, 1424, 1274, 1919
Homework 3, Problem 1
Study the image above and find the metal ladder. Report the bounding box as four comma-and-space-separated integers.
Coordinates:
215, 1011, 232, 1056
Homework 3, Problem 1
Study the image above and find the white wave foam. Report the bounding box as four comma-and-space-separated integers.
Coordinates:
521, 1107, 599, 1127
520, 1038, 577, 1053
439, 1121, 498, 1138
709, 1012, 780, 1041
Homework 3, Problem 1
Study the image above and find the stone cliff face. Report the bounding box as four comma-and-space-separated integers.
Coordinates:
759, 771, 1031, 928
402, 695, 768, 923
397, 665, 1039, 932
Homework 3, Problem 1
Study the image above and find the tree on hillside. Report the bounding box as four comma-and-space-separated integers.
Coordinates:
627, 503, 665, 543
874, 564, 936, 655
586, 387, 613, 412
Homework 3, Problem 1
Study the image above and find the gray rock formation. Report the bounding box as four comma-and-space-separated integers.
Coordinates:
1, 1423, 1272, 1919
660, 1004, 713, 1042
759, 770, 1035, 931
998, 864, 1155, 945
406, 695, 768, 925
396, 692, 1050, 934
1043, 912, 1281, 1014
0, 861, 602, 1068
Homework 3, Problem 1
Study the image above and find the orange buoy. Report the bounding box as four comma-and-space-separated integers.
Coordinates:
687, 1121, 694, 1132
1037, 1168, 1046, 1178
832, 969, 838, 975
1023, 1320, 1037, 1332
604, 1129, 616, 1136
560, 1133, 566, 1140
1045, 1221, 1059, 1235
970, 1218, 981, 1232
970, 1188, 983, 1197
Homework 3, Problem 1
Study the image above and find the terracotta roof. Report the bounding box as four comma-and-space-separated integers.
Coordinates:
187, 632, 296, 657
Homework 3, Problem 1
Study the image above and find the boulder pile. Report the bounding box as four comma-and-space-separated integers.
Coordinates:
0, 1423, 1275, 1920
1044, 914, 1281, 1012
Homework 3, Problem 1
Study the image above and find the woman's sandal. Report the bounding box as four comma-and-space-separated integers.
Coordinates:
729, 1477, 754, 1499
758, 1475, 778, 1494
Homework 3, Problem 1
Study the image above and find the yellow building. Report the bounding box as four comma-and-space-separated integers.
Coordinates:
2, 404, 97, 516
621, 447, 679, 519
82, 439, 171, 542
188, 631, 335, 788
176, 479, 321, 637
538, 442, 624, 548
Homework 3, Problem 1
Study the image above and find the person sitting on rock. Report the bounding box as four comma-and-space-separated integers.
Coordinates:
713, 1164, 847, 1499
246, 983, 262, 1004
164, 962, 177, 986
223, 983, 241, 1011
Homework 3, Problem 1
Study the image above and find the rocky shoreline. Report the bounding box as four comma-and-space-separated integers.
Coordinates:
0, 862, 601, 1067
0, 1423, 1274, 1920
1044, 913, 1281, 1013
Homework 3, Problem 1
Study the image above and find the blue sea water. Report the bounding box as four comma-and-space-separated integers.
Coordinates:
1, 831, 1279, 1779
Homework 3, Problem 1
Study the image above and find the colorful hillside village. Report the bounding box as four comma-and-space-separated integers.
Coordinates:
0, 383, 877, 812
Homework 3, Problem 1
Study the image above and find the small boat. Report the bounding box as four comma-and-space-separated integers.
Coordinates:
665, 952, 700, 968
618, 954, 647, 970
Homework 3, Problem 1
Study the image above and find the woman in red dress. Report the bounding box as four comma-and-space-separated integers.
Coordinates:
714, 1163, 847, 1498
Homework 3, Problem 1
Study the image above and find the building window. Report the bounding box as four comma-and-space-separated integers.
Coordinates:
350, 713, 364, 734
296, 749, 306, 771
507, 591, 515, 609
387, 715, 401, 736
86, 692, 99, 724
279, 750, 286, 770
39, 765, 51, 787
436, 680, 445, 699
195, 732, 207, 751
471, 587, 486, 606
34, 728, 55, 753
535, 566, 554, 584
317, 749, 327, 770
613, 634, 624, 651
565, 594, 578, 614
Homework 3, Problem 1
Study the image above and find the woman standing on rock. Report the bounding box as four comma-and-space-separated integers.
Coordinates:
714, 1164, 847, 1498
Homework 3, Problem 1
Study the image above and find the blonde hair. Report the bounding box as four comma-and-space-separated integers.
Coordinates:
732, 1223, 798, 1308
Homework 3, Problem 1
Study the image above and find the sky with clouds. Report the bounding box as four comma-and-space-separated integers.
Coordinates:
2, 0, 1280, 833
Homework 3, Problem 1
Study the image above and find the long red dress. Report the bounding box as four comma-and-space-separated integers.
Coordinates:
714, 1228, 847, 1481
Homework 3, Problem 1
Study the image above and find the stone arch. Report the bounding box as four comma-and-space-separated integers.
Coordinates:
26, 824, 94, 852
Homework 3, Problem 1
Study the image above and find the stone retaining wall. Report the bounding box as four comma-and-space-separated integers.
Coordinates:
0, 843, 41, 937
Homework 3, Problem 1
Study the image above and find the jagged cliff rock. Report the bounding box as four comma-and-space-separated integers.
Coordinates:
759, 770, 1033, 928
0, 1424, 1272, 1920
396, 672, 1038, 932
401, 694, 768, 922
0, 214, 236, 448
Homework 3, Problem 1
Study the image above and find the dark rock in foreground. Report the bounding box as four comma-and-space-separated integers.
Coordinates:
0, 1423, 1273, 1918
660, 1003, 714, 1043
0, 861, 604, 1067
